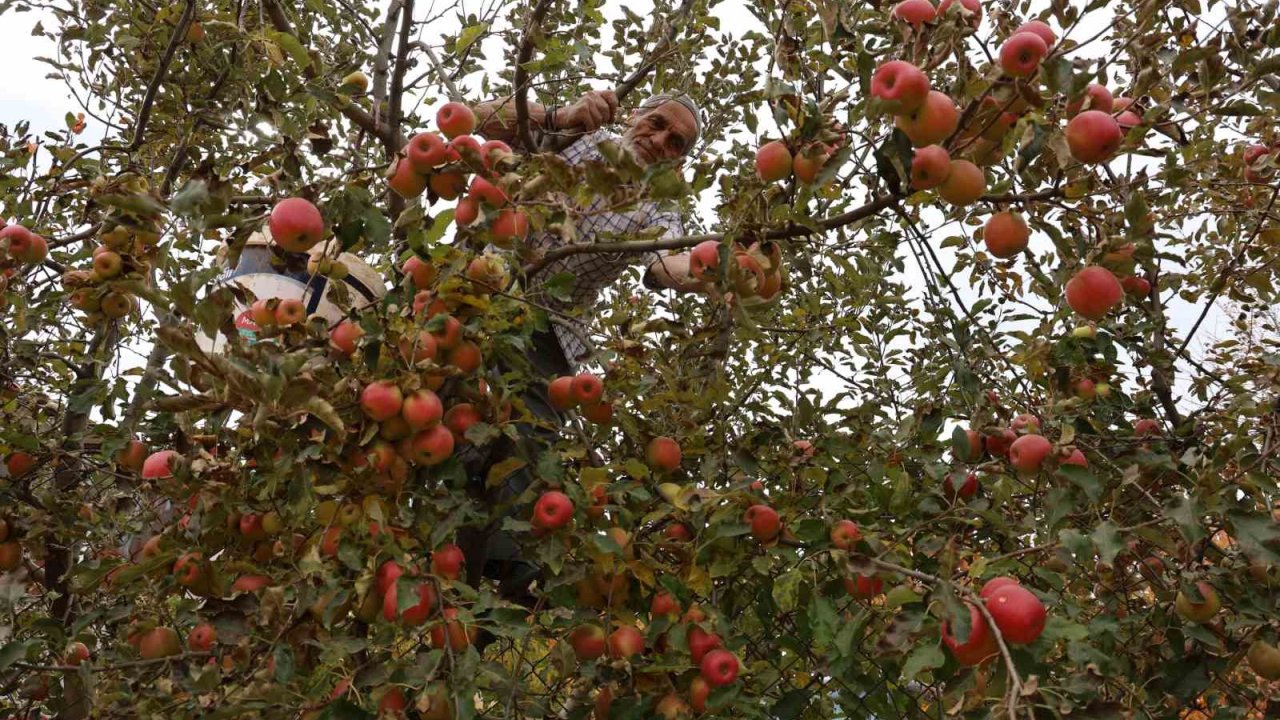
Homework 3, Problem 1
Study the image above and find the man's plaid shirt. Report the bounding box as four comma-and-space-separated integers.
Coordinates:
525, 129, 686, 364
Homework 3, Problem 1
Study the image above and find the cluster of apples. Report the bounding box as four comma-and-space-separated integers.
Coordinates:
59, 178, 169, 322
389, 103, 530, 246
547, 371, 613, 423
870, 60, 985, 206
687, 239, 786, 304
0, 221, 49, 307
942, 576, 1046, 666
571, 598, 743, 716
954, 411, 1091, 479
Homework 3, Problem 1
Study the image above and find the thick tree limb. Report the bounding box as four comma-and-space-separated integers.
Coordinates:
514, 0, 556, 152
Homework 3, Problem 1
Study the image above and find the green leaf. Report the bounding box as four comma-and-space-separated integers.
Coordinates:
271, 31, 313, 69
273, 644, 295, 682
1057, 464, 1100, 501
770, 689, 812, 719
0, 640, 31, 671
1228, 511, 1280, 565
541, 272, 577, 303
901, 643, 944, 681
1091, 521, 1123, 565
455, 23, 489, 55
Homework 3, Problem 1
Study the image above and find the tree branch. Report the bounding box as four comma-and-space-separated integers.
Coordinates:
514, 0, 555, 152
521, 193, 897, 277
128, 0, 196, 151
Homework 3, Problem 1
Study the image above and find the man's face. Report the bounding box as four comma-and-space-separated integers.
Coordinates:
621, 100, 698, 166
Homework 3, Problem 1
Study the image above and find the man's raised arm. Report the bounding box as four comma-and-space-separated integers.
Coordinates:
471, 90, 619, 151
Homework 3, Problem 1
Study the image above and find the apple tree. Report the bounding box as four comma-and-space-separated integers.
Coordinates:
1, 0, 1279, 718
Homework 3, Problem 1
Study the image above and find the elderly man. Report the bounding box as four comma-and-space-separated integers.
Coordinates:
471, 89, 706, 365
456, 90, 706, 601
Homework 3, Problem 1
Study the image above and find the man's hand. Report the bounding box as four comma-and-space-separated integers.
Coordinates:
554, 90, 619, 133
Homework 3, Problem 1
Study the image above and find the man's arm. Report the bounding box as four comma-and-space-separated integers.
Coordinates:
645, 253, 706, 293
471, 90, 619, 151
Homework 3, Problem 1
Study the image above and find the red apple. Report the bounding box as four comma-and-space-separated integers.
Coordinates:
985, 584, 1046, 644
1122, 275, 1151, 298
755, 140, 793, 182
329, 321, 364, 355
115, 439, 149, 472
428, 172, 467, 200
1060, 448, 1088, 467
1015, 19, 1056, 47
1008, 434, 1053, 473
651, 592, 681, 618
744, 504, 781, 541
984, 427, 1017, 457
937, 159, 986, 206
1065, 266, 1123, 320
792, 146, 829, 184
687, 625, 722, 663
532, 491, 574, 530
407, 132, 450, 172
830, 520, 861, 550
490, 209, 529, 244
402, 255, 437, 289
1065, 110, 1123, 164
910, 144, 951, 190
943, 472, 979, 501
891, 0, 937, 26
383, 582, 438, 625
1000, 32, 1048, 77
138, 627, 181, 659
688, 240, 722, 281
1066, 83, 1114, 117
455, 196, 481, 226
431, 543, 465, 580
5, 451, 36, 478
1010, 413, 1041, 434
896, 91, 959, 147
1133, 418, 1160, 437
700, 649, 740, 687
388, 157, 428, 198
402, 389, 444, 429
274, 298, 305, 325
436, 102, 477, 139
979, 576, 1020, 600
571, 373, 603, 405
870, 60, 931, 114
844, 574, 883, 599
547, 376, 577, 410
361, 381, 404, 421
187, 623, 217, 651
941, 603, 997, 666
480, 140, 514, 172
607, 625, 645, 658
983, 211, 1029, 258
141, 449, 181, 479
580, 401, 613, 425
689, 676, 710, 713
402, 425, 454, 465
269, 197, 325, 253
570, 624, 608, 660
469, 176, 508, 207
646, 436, 682, 472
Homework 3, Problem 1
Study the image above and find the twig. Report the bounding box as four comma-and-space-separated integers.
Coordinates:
1172, 185, 1279, 361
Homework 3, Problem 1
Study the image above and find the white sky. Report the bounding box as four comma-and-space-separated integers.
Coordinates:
0, 0, 1236, 421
